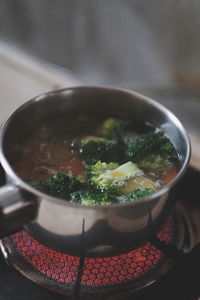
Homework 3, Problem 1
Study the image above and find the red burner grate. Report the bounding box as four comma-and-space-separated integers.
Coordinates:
8, 216, 175, 293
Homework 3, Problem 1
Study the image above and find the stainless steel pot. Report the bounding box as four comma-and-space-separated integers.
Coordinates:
0, 86, 191, 256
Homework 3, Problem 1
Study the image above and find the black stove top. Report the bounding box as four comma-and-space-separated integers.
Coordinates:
0, 167, 200, 300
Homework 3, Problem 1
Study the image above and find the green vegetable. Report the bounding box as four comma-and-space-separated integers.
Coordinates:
138, 154, 170, 173
86, 161, 119, 192
70, 189, 118, 205
101, 118, 130, 139
126, 132, 175, 163
113, 161, 142, 176
79, 138, 121, 164
125, 188, 154, 201
86, 161, 142, 193
29, 173, 87, 199
81, 136, 107, 144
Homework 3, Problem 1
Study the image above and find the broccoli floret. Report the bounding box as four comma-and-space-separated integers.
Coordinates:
138, 154, 170, 173
86, 161, 119, 192
125, 188, 154, 201
86, 161, 143, 193
29, 173, 87, 199
70, 189, 118, 205
126, 132, 175, 163
86, 161, 122, 193
79, 138, 121, 165
101, 118, 130, 139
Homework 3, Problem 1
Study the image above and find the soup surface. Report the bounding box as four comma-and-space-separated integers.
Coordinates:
12, 117, 179, 205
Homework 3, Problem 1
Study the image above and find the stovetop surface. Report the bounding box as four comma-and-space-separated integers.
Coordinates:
0, 167, 200, 300
0, 244, 199, 300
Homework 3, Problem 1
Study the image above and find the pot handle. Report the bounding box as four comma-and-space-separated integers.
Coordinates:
0, 184, 36, 238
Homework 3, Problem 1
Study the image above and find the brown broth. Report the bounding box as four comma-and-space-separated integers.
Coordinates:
11, 117, 179, 204
13, 134, 85, 181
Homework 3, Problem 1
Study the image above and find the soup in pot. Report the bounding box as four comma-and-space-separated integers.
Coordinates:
12, 117, 179, 205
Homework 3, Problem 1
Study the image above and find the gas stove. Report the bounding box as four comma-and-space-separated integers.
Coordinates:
0, 166, 200, 300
